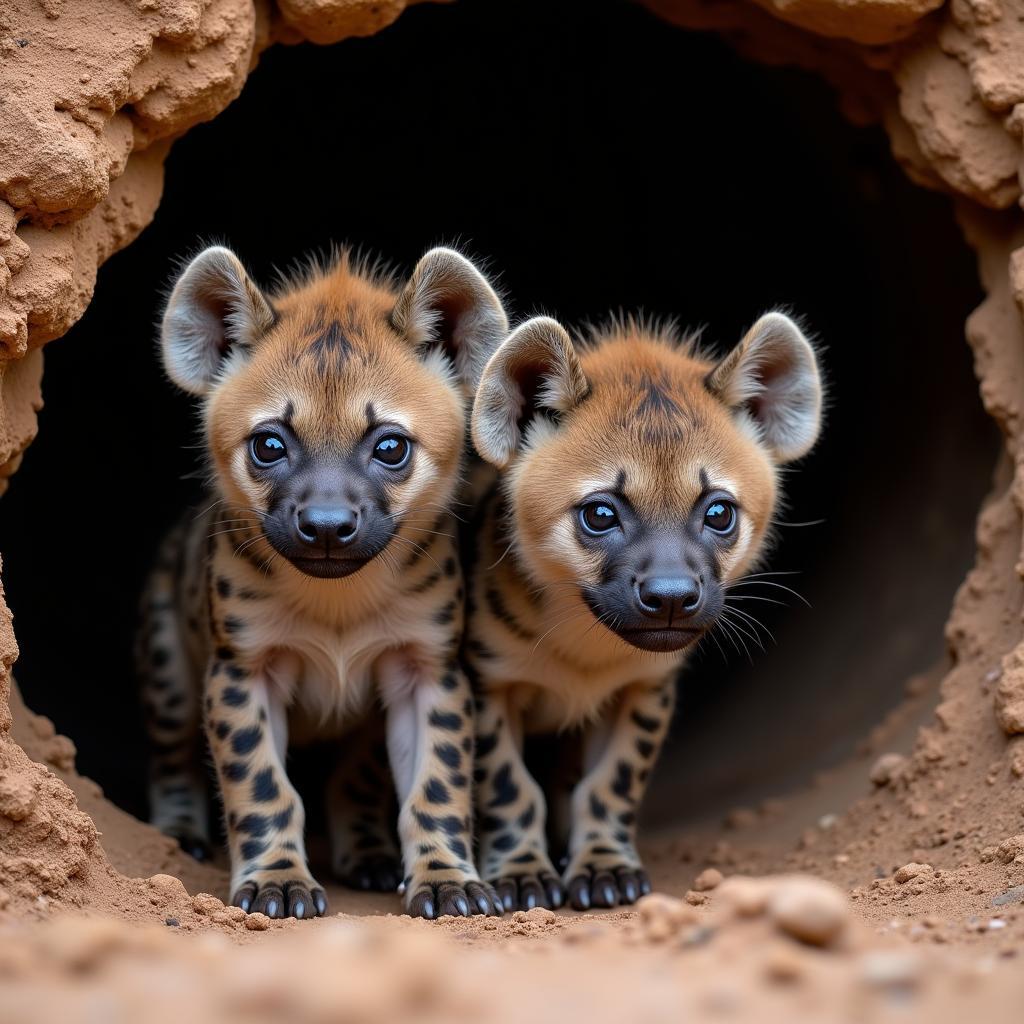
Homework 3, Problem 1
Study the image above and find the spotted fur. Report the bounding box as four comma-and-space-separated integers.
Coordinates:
140, 244, 508, 920
465, 313, 823, 911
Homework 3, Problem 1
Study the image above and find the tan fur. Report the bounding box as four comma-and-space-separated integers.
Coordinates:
141, 245, 506, 920
465, 313, 822, 911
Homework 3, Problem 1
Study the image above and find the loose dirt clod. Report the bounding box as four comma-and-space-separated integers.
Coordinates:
767, 877, 850, 946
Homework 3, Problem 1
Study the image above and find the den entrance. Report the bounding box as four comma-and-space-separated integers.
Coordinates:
0, 0, 994, 883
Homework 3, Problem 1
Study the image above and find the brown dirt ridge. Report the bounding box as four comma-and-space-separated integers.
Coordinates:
2, 1, 1024, 1021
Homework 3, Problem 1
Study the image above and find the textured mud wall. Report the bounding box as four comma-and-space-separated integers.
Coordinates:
1, 0, 1024, 932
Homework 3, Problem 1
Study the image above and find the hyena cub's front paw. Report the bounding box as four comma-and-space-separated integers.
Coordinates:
232, 870, 328, 920
484, 849, 565, 912
404, 873, 504, 920
564, 852, 651, 911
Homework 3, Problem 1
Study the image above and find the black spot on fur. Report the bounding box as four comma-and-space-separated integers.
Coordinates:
236, 813, 270, 837
488, 764, 519, 807
434, 743, 461, 768
492, 833, 517, 852
240, 839, 268, 860
434, 601, 457, 625
223, 616, 245, 634
150, 648, 171, 669
216, 646, 234, 660
414, 810, 438, 832
216, 577, 232, 598
214, 721, 231, 740
424, 778, 450, 804
443, 556, 457, 577
590, 793, 608, 820
428, 710, 461, 731
262, 858, 294, 871
222, 685, 248, 707
479, 814, 504, 833
475, 733, 498, 759
448, 838, 468, 859
427, 859, 453, 871
224, 761, 249, 782
611, 761, 634, 799
225, 664, 249, 682
272, 806, 294, 830
251, 768, 279, 802
518, 804, 536, 829
231, 726, 262, 755
636, 738, 655, 759
448, 772, 468, 788
631, 710, 660, 733
509, 851, 537, 864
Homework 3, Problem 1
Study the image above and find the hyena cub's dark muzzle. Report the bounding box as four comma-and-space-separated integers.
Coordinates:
578, 501, 732, 653
253, 424, 410, 579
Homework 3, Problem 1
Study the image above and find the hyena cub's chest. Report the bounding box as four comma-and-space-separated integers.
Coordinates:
171, 505, 460, 728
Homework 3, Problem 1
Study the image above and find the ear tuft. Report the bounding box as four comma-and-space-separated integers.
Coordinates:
471, 316, 589, 468
706, 311, 822, 463
161, 246, 275, 395
391, 247, 507, 389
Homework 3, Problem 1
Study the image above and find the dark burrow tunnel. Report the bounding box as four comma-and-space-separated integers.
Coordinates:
0, 0, 996, 846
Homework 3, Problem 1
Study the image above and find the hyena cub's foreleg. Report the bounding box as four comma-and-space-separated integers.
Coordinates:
326, 717, 402, 892
475, 690, 565, 912
379, 650, 503, 919
204, 649, 326, 919
562, 676, 675, 910
140, 525, 210, 860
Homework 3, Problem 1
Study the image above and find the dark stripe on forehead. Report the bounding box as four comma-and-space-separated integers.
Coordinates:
365, 402, 377, 428
283, 400, 295, 426
307, 307, 354, 371
614, 469, 627, 494
699, 468, 710, 493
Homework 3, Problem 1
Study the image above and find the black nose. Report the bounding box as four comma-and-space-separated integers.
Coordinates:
294, 505, 359, 550
635, 575, 703, 623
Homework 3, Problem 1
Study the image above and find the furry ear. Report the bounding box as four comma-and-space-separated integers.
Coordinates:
391, 247, 507, 389
705, 311, 822, 463
472, 316, 589, 468
161, 246, 276, 395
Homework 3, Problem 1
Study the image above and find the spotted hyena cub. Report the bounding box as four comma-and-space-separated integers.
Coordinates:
138, 243, 509, 920
465, 312, 823, 911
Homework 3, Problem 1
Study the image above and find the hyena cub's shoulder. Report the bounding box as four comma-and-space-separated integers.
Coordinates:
141, 243, 510, 921
463, 312, 823, 914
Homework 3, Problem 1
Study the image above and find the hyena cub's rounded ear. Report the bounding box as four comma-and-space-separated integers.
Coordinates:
705, 312, 823, 463
161, 246, 276, 395
391, 247, 508, 389
472, 316, 590, 469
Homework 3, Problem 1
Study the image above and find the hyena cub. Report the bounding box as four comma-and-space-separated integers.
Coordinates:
465, 312, 822, 912
139, 243, 509, 919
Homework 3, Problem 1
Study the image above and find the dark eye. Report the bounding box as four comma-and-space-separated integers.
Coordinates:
579, 501, 620, 536
250, 432, 287, 465
704, 500, 737, 534
372, 434, 411, 468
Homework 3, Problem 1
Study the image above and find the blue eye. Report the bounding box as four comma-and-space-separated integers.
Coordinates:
251, 432, 287, 465
372, 434, 411, 468
580, 501, 620, 535
704, 500, 737, 534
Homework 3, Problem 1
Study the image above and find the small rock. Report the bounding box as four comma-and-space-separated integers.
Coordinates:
684, 890, 706, 906
717, 876, 770, 917
164, 917, 179, 928
859, 951, 921, 991
768, 877, 850, 946
694, 868, 723, 892
869, 753, 906, 786
636, 893, 696, 940
192, 893, 225, 916
244, 912, 270, 931
894, 863, 932, 884
524, 907, 556, 925
991, 885, 1024, 907
149, 874, 187, 897
763, 945, 805, 983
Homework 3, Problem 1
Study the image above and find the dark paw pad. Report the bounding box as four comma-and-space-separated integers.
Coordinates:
493, 872, 565, 912
567, 866, 650, 911
337, 854, 402, 893
232, 879, 328, 920
407, 880, 503, 920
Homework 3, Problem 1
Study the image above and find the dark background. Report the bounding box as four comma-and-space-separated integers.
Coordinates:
0, 0, 994, 821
